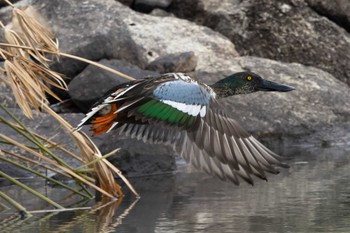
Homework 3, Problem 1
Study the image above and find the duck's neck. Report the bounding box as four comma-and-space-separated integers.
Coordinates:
209, 82, 237, 98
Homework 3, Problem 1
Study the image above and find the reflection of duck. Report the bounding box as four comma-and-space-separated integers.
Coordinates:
77, 72, 294, 185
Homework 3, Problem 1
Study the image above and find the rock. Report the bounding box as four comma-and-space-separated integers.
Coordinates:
194, 56, 350, 148
150, 8, 173, 17
116, 0, 134, 7
68, 59, 159, 112
0, 0, 145, 79
0, 74, 17, 109
306, 0, 350, 32
92, 134, 176, 178
50, 99, 81, 114
0, 163, 33, 183
146, 51, 198, 73
44, 0, 144, 78
117, 6, 240, 74
169, 0, 350, 86
133, 0, 173, 13
0, 0, 33, 41
0, 0, 20, 8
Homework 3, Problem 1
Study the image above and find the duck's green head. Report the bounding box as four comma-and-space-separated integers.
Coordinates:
210, 71, 295, 98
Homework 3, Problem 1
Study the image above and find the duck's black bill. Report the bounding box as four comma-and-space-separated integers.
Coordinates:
259, 80, 295, 92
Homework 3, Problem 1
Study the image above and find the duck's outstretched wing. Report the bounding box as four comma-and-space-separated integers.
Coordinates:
182, 99, 288, 185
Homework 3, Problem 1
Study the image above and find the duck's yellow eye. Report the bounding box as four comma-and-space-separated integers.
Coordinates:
247, 76, 252, 81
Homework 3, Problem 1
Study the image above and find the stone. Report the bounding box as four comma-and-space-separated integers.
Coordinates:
306, 0, 350, 32
68, 59, 158, 113
0, 163, 33, 183
0, 73, 17, 109
116, 0, 134, 7
91, 134, 176, 178
169, 0, 350, 86
133, 0, 173, 13
150, 8, 173, 17
117, 6, 240, 74
50, 99, 81, 114
146, 51, 198, 73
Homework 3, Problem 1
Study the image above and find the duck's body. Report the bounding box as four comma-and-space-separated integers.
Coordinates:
77, 72, 294, 185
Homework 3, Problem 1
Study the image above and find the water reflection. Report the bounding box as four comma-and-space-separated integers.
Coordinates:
1, 146, 350, 233
117, 146, 350, 233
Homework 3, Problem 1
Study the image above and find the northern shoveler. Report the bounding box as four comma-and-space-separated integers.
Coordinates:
77, 72, 294, 185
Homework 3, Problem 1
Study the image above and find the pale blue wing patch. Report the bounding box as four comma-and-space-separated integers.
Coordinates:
153, 80, 212, 117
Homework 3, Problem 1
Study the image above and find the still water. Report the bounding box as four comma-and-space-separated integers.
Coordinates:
1, 146, 350, 233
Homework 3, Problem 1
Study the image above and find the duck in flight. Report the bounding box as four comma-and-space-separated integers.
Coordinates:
77, 72, 294, 185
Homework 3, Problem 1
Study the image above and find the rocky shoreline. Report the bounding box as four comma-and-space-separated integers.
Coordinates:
0, 0, 349, 177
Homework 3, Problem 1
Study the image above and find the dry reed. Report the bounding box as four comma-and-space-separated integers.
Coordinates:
0, 0, 139, 209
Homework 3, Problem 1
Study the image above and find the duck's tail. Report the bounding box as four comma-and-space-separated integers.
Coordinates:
76, 101, 119, 136
90, 103, 118, 136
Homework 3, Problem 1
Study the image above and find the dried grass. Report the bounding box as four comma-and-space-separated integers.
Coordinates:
0, 0, 139, 204
12, 5, 59, 66
1, 56, 67, 118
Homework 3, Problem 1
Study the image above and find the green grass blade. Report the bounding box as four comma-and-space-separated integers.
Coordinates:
0, 170, 65, 209
0, 156, 92, 199
0, 191, 31, 217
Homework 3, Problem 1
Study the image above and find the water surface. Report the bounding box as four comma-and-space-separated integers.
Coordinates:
1, 146, 350, 233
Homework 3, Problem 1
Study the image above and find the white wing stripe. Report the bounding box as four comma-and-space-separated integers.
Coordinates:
161, 100, 206, 117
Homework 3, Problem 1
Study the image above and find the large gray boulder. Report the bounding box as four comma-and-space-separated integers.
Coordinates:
116, 4, 240, 74
169, 0, 350, 86
68, 59, 158, 113
146, 51, 198, 73
42, 0, 144, 78
306, 0, 350, 32
133, 0, 173, 13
